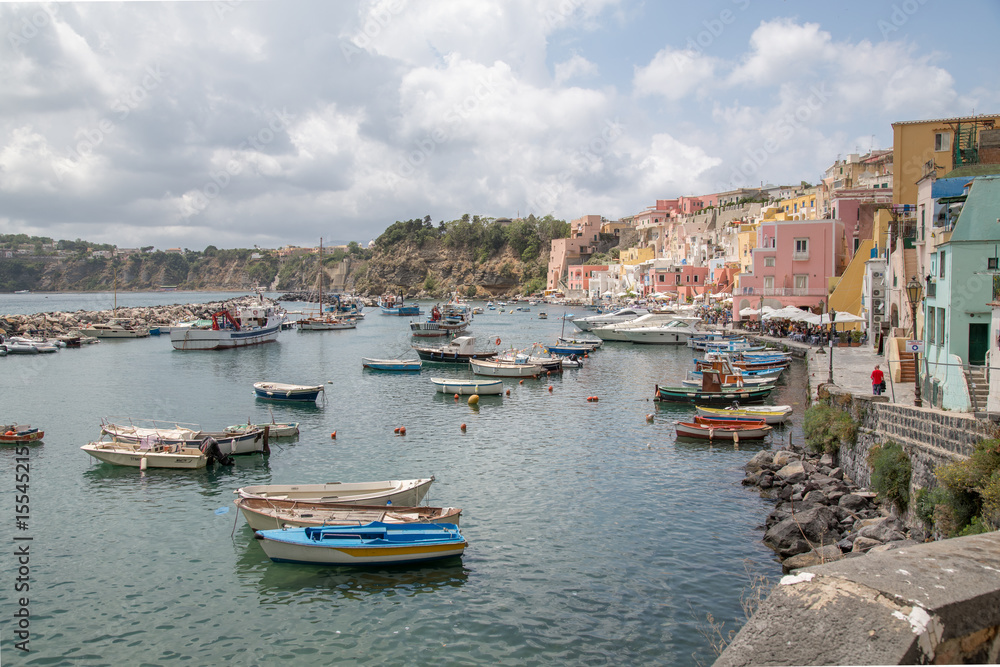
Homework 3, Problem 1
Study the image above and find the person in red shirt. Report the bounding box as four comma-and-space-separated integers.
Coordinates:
871, 365, 885, 395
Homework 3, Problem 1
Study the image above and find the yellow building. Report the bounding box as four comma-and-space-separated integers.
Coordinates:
892, 114, 1000, 206
736, 223, 759, 274
776, 187, 820, 220
620, 246, 654, 265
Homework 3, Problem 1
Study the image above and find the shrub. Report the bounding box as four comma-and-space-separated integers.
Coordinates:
933, 438, 1000, 534
803, 404, 856, 455
915, 486, 950, 528
868, 441, 912, 513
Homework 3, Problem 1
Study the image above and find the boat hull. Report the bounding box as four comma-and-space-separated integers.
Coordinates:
413, 349, 497, 363
81, 443, 207, 468
255, 522, 467, 565
695, 405, 792, 424
236, 478, 435, 506
0, 430, 43, 444
654, 384, 773, 404
362, 358, 422, 371
224, 423, 300, 437
236, 498, 462, 531
674, 422, 772, 440
171, 324, 281, 350
469, 359, 543, 378
431, 378, 504, 395
253, 383, 324, 402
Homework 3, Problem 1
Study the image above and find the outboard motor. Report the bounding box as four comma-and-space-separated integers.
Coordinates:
200, 437, 234, 466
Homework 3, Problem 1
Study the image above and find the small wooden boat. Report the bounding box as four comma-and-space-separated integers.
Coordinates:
469, 357, 543, 378
101, 419, 270, 455
674, 417, 772, 441
235, 497, 462, 531
654, 369, 774, 404
412, 336, 497, 364
224, 421, 300, 437
362, 358, 422, 371
430, 377, 504, 395
254, 521, 467, 566
0, 424, 43, 444
298, 316, 357, 330
695, 404, 793, 424
253, 382, 325, 402
235, 478, 435, 506
81, 438, 235, 468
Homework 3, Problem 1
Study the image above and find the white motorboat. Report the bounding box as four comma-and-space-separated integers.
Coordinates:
75, 318, 150, 338
170, 289, 283, 350
235, 478, 435, 506
571, 307, 648, 332
469, 357, 544, 378
591, 313, 690, 341
623, 318, 702, 345
81, 440, 210, 468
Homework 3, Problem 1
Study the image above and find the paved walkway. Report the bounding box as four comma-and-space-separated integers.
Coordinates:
731, 330, 917, 405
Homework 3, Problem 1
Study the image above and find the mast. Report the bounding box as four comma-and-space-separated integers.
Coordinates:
319, 237, 323, 316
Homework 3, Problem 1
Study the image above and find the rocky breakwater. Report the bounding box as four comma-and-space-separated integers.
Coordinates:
744, 444, 923, 573
0, 295, 277, 338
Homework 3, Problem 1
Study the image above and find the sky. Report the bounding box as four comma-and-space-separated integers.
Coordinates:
1, 0, 998, 250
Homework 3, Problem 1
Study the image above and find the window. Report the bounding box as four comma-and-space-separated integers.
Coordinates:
694, 275, 699, 283
764, 257, 775, 267
794, 275, 808, 292
936, 307, 946, 346
927, 308, 935, 345
854, 238, 860, 254
989, 257, 999, 270
675, 274, 680, 285
793, 238, 809, 260
658, 274, 664, 283
934, 132, 951, 152
940, 250, 946, 278
686, 275, 690, 283
763, 276, 774, 290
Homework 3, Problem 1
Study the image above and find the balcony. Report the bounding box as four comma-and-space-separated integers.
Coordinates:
791, 251, 809, 261
739, 287, 828, 297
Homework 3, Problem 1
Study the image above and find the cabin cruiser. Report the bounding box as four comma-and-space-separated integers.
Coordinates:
571, 307, 648, 332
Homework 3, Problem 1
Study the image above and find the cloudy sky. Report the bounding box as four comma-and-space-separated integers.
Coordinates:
1, 0, 998, 250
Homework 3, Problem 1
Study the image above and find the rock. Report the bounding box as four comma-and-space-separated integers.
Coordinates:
763, 506, 842, 558
838, 493, 869, 512
836, 537, 854, 551
828, 467, 845, 480
819, 453, 835, 467
776, 460, 806, 484
867, 539, 921, 554
857, 516, 907, 543
758, 473, 774, 489
781, 544, 844, 572
802, 490, 830, 506
826, 489, 846, 505
801, 459, 818, 475
745, 450, 774, 473
851, 536, 882, 553
772, 450, 799, 467
777, 485, 793, 501
742, 472, 761, 486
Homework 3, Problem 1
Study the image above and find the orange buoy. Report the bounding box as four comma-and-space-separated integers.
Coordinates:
460, 423, 467, 431
505, 389, 510, 396
468, 394, 479, 405
519, 380, 524, 385
454, 393, 460, 400
330, 431, 337, 439
546, 370, 551, 376
592, 396, 599, 402
646, 414, 654, 422
394, 427, 400, 433
399, 426, 406, 435
548, 385, 553, 392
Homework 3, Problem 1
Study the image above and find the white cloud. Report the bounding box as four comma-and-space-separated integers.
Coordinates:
554, 54, 598, 85
633, 47, 717, 101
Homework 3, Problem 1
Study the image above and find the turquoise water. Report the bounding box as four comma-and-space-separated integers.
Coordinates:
0, 296, 806, 665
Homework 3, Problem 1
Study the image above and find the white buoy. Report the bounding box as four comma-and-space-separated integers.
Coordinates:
140, 457, 148, 471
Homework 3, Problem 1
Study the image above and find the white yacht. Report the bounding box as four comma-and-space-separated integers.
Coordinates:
623, 317, 703, 345
591, 313, 685, 341
571, 307, 648, 332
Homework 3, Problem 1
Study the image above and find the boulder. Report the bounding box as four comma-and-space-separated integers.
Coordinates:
781, 544, 844, 572
772, 450, 799, 467
857, 516, 907, 543
763, 506, 842, 558
742, 471, 761, 486
776, 460, 806, 484
758, 473, 774, 489
867, 539, 921, 554
838, 493, 869, 512
828, 467, 845, 480
745, 450, 774, 473
851, 536, 882, 553
819, 453, 835, 467
801, 490, 830, 506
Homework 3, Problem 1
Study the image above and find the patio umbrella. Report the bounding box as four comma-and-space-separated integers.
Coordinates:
739, 307, 760, 316
763, 306, 806, 321
832, 311, 865, 323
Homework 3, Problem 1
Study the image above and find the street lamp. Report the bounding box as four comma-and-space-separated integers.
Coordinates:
828, 308, 837, 384
906, 275, 923, 407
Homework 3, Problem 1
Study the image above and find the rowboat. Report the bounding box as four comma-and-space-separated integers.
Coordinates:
695, 404, 793, 424
235, 497, 462, 531
253, 382, 325, 402
224, 421, 300, 437
0, 425, 43, 444
298, 316, 356, 330
101, 418, 270, 454
674, 417, 772, 441
254, 521, 467, 566
430, 377, 504, 395
681, 372, 775, 388
75, 318, 150, 339
235, 478, 435, 506
362, 358, 422, 371
469, 357, 543, 378
412, 336, 497, 364
81, 437, 235, 469
653, 368, 774, 404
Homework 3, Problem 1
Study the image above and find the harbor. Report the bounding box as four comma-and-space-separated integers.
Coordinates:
0, 292, 806, 665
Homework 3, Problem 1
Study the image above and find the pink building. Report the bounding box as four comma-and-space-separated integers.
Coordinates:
830, 188, 892, 261
643, 262, 710, 297
733, 219, 846, 317
547, 214, 604, 290
567, 265, 610, 293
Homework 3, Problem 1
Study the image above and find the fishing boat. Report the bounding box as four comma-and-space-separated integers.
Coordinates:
469, 357, 544, 378
538, 312, 547, 319
224, 421, 300, 437
81, 437, 236, 469
680, 372, 775, 389
412, 336, 497, 364
496, 348, 563, 373
379, 295, 421, 316
235, 497, 462, 531
254, 521, 467, 566
544, 342, 594, 356
361, 358, 422, 371
235, 478, 435, 506
688, 332, 744, 350
695, 404, 793, 424
3, 337, 59, 353
571, 307, 648, 331
674, 417, 772, 441
170, 289, 283, 350
430, 377, 504, 395
253, 382, 325, 402
653, 369, 774, 404
0, 424, 43, 444
298, 239, 358, 331
101, 418, 271, 455
555, 337, 602, 350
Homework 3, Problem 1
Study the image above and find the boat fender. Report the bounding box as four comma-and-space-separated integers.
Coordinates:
140, 457, 148, 471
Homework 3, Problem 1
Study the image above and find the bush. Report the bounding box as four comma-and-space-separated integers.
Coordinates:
803, 404, 856, 455
915, 486, 950, 528
868, 441, 911, 513
933, 437, 1000, 534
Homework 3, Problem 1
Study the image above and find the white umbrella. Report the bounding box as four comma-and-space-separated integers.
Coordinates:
832, 311, 865, 323
739, 307, 760, 316
799, 313, 823, 326
763, 306, 805, 321
787, 310, 816, 323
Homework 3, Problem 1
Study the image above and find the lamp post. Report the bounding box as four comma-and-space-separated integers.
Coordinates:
906, 276, 923, 407
828, 308, 837, 384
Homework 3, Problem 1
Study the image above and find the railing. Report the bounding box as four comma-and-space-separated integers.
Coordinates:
739, 287, 828, 296
791, 252, 809, 261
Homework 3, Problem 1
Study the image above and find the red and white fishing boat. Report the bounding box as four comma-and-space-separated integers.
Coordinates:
674, 415, 772, 441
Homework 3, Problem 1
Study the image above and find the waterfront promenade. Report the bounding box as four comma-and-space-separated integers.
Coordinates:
732, 330, 917, 405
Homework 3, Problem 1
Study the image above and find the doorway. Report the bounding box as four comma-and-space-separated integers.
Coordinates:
969, 322, 989, 366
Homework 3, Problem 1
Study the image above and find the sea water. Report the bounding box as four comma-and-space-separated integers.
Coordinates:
0, 295, 807, 665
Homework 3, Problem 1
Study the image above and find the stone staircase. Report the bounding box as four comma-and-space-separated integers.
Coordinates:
898, 351, 916, 383
965, 365, 989, 411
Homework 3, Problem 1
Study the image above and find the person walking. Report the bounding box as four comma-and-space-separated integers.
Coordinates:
871, 364, 885, 395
